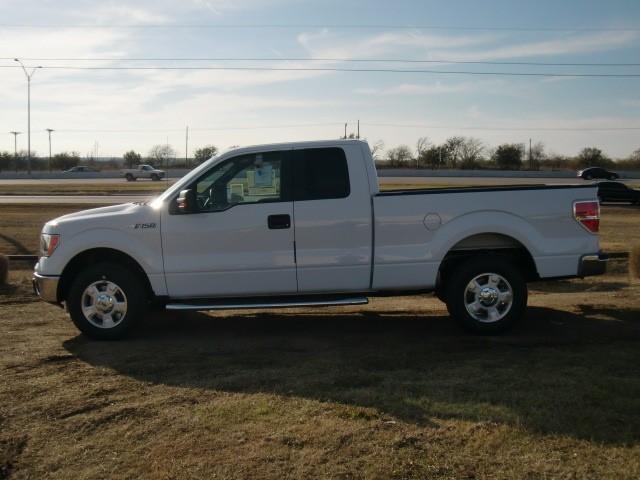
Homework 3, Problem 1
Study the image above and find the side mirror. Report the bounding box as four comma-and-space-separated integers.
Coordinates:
177, 189, 196, 213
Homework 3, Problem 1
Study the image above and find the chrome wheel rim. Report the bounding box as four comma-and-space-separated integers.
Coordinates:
464, 273, 513, 323
81, 280, 128, 329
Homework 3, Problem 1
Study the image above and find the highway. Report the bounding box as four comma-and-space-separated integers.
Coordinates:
0, 175, 620, 204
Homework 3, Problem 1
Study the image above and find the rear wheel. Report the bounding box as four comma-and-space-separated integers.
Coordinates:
67, 264, 147, 340
151, 173, 159, 181
125, 173, 134, 181
445, 256, 527, 334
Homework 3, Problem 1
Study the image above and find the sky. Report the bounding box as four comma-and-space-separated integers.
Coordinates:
1, 0, 639, 161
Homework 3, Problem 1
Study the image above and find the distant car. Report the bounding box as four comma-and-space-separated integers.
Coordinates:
120, 164, 166, 181
577, 167, 619, 180
596, 181, 640, 204
64, 166, 99, 173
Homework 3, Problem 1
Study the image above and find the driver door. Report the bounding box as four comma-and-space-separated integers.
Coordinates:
160, 150, 297, 298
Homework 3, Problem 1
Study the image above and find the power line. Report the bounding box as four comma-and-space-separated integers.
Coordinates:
5, 122, 637, 135
364, 123, 640, 132
1, 23, 639, 32
2, 64, 638, 77
2, 57, 638, 67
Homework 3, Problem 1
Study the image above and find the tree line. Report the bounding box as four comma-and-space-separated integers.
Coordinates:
374, 136, 640, 171
2, 137, 640, 172
0, 144, 220, 173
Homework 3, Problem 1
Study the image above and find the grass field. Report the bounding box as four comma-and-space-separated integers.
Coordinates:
0, 182, 173, 196
1, 187, 639, 479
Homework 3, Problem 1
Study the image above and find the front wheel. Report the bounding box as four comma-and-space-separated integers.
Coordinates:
445, 256, 527, 334
151, 173, 159, 181
67, 264, 147, 340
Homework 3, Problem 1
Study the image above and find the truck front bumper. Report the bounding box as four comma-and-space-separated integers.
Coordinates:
578, 253, 608, 277
32, 272, 60, 304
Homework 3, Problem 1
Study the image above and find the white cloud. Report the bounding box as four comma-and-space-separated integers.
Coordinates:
298, 29, 497, 60
466, 105, 482, 118
353, 80, 506, 96
437, 31, 640, 61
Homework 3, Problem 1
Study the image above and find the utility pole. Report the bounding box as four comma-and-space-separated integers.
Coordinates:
10, 131, 21, 172
357, 120, 360, 139
529, 138, 532, 170
185, 126, 189, 167
46, 129, 54, 172
15, 59, 42, 174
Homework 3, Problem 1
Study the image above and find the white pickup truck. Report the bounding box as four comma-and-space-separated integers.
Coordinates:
120, 164, 165, 181
33, 139, 607, 339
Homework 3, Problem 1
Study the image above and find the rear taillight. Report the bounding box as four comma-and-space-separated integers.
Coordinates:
573, 201, 600, 234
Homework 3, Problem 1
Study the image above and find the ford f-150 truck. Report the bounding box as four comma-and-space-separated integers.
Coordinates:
33, 139, 607, 339
120, 164, 165, 181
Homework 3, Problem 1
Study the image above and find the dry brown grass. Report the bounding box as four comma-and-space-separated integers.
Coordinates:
630, 243, 640, 279
1, 266, 639, 479
0, 181, 172, 196
0, 204, 98, 255
1, 189, 640, 479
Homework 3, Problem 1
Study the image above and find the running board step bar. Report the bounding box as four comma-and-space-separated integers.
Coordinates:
166, 296, 369, 311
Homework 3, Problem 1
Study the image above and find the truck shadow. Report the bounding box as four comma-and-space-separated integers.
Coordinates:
63, 305, 640, 446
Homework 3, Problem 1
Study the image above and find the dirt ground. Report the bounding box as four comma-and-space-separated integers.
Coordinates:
1, 203, 640, 478
1, 257, 639, 479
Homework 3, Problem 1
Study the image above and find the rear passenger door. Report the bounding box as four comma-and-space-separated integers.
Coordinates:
292, 146, 373, 293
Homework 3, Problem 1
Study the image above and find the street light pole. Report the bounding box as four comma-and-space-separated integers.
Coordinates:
46, 129, 54, 172
15, 59, 42, 174
9, 131, 21, 172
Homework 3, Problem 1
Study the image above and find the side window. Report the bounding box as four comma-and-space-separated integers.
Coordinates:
193, 151, 285, 212
295, 148, 350, 201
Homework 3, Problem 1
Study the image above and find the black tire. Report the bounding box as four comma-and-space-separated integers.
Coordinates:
584, 174, 592, 180
125, 173, 134, 182
151, 173, 159, 181
67, 264, 147, 340
445, 256, 527, 334
608, 174, 617, 180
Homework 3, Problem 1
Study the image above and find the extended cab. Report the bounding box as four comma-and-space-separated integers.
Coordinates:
34, 140, 607, 339
120, 164, 165, 181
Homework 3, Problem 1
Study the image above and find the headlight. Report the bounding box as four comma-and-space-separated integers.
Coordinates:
39, 234, 60, 257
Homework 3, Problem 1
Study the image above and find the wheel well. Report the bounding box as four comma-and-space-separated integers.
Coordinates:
436, 244, 538, 297
58, 248, 153, 303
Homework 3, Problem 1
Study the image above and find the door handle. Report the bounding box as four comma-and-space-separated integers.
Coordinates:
268, 214, 291, 229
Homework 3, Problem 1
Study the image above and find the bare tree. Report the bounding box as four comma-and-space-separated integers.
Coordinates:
461, 137, 485, 169
370, 140, 385, 161
445, 136, 465, 169
148, 144, 177, 167
386, 145, 414, 168
415, 137, 432, 168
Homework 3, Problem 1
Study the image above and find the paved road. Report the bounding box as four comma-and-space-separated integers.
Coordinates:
0, 175, 610, 204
